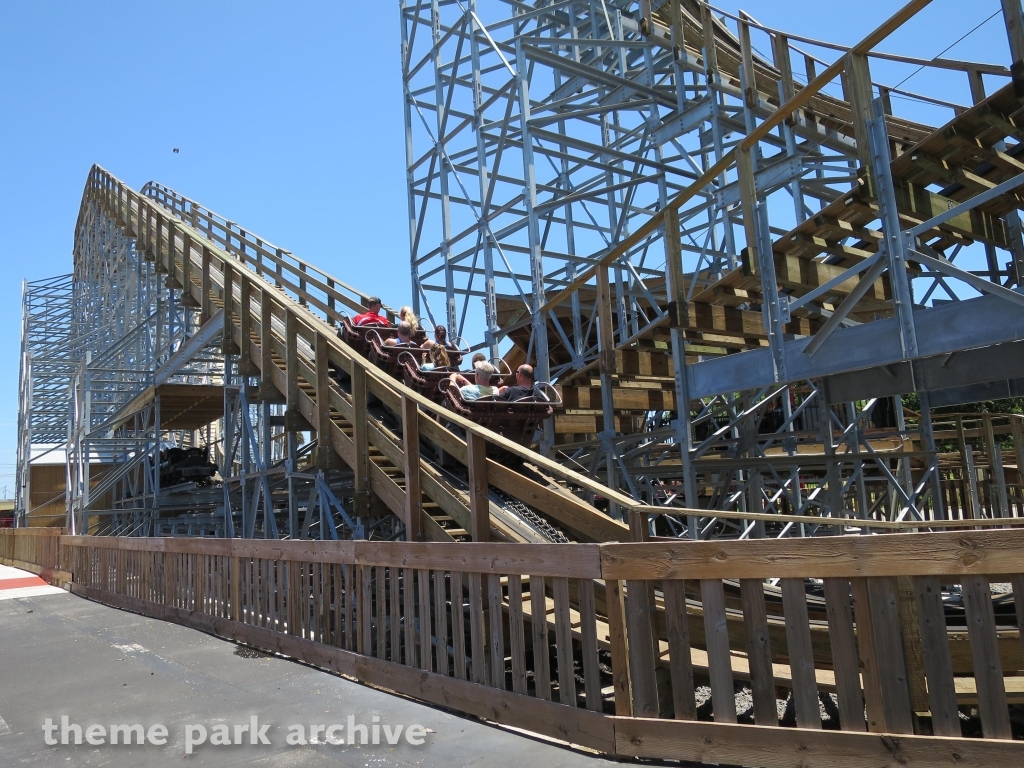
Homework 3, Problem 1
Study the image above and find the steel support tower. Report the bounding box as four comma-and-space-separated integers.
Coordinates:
403, 0, 1024, 536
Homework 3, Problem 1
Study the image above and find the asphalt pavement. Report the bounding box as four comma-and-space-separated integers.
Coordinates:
0, 572, 616, 767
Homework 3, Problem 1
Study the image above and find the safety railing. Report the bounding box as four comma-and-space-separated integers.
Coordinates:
140, 180, 397, 325
30, 530, 1024, 764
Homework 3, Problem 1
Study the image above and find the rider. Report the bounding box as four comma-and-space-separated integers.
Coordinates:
496, 364, 543, 401
449, 361, 498, 400
420, 342, 450, 371
384, 321, 416, 347
352, 296, 389, 327
398, 306, 420, 333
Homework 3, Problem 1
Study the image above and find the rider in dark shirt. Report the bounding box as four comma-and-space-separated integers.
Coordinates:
496, 364, 543, 401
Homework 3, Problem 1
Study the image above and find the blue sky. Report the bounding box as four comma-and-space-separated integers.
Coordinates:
0, 1, 1015, 496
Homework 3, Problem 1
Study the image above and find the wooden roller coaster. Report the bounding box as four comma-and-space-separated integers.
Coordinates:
14, 0, 1024, 764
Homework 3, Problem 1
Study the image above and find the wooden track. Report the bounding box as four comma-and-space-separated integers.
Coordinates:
655, 0, 934, 150
86, 166, 638, 548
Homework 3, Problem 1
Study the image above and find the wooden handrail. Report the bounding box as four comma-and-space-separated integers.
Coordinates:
49, 527, 1024, 579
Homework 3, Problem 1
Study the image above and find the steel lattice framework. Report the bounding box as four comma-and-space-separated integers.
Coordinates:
402, 0, 925, 375
403, 0, 1024, 535
16, 274, 75, 526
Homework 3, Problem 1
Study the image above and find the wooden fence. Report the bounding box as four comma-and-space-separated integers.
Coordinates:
0, 527, 63, 573
5, 527, 1024, 765
932, 413, 1024, 521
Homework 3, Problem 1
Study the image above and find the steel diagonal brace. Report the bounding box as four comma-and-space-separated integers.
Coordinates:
238, 387, 278, 538
788, 251, 882, 314
317, 475, 357, 537
301, 483, 318, 538
691, 387, 781, 459
547, 310, 581, 369
598, 430, 640, 501
908, 171, 1024, 239
465, 7, 516, 77
757, 388, 819, 452
408, 97, 531, 308
858, 441, 922, 519
404, 9, 470, 82
154, 309, 224, 386
909, 250, 1024, 309
803, 252, 889, 357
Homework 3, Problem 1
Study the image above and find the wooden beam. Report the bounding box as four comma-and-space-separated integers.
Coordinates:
314, 332, 333, 468
221, 262, 239, 354
613, 714, 1023, 766
737, 146, 760, 276
844, 52, 874, 167
560, 384, 675, 412
739, 21, 757, 109
285, 311, 300, 416
258, 289, 278, 399
200, 246, 212, 324
889, 181, 1008, 245
699, 1, 719, 76
238, 274, 257, 375
401, 396, 422, 542
596, 266, 616, 373
775, 252, 889, 303
771, 32, 795, 108
679, 302, 825, 340
351, 364, 369, 519
467, 430, 490, 543
600, 529, 1024, 580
